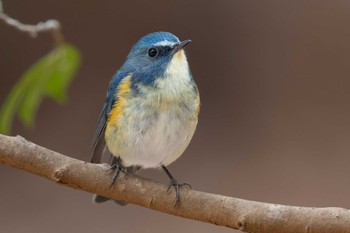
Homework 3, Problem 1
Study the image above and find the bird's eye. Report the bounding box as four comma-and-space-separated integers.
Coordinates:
148, 48, 158, 57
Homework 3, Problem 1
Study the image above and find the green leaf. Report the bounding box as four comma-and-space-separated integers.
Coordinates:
0, 43, 81, 134
45, 44, 81, 103
0, 1, 3, 12
0, 79, 29, 134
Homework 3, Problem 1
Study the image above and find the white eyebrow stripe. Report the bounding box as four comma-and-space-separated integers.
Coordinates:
154, 40, 176, 46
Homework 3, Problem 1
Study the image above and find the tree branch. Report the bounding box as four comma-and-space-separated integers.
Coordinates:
0, 11, 64, 44
0, 134, 349, 233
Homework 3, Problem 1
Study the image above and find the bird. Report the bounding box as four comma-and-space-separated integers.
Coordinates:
91, 31, 200, 206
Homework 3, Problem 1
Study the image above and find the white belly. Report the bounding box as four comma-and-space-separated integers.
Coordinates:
106, 102, 198, 168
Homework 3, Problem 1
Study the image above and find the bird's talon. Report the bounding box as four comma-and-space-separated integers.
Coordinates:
182, 182, 192, 189
166, 179, 191, 207
108, 158, 126, 188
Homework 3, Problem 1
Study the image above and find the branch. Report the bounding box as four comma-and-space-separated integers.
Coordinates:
0, 134, 349, 233
0, 11, 63, 44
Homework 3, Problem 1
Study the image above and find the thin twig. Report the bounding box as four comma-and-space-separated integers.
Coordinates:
0, 134, 349, 233
0, 12, 64, 44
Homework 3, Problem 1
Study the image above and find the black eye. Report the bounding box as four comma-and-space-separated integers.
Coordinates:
148, 47, 158, 57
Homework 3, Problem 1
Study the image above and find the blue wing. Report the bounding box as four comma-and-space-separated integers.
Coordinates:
91, 71, 129, 163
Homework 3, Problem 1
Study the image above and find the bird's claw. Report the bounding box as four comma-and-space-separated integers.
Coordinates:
167, 178, 192, 207
108, 159, 127, 188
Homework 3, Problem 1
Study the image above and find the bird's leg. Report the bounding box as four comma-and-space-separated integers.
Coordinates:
161, 165, 191, 207
108, 157, 127, 188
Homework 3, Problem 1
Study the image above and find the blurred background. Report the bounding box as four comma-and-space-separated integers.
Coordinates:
1, 1, 350, 232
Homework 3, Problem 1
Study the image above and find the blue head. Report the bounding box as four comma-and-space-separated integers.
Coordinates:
120, 32, 192, 86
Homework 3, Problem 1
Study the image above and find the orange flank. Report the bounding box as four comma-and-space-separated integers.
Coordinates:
196, 95, 201, 116
107, 75, 132, 127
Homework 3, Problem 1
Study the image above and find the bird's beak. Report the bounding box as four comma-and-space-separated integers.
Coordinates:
172, 39, 191, 53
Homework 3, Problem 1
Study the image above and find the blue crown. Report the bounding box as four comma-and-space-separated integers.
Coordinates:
130, 32, 180, 53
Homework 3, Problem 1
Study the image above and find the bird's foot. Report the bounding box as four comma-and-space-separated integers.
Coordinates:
167, 178, 192, 207
161, 165, 191, 207
108, 158, 127, 188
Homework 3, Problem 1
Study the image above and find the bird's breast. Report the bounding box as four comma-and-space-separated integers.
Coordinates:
105, 69, 199, 168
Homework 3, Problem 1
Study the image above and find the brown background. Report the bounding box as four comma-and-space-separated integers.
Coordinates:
1, 1, 350, 233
